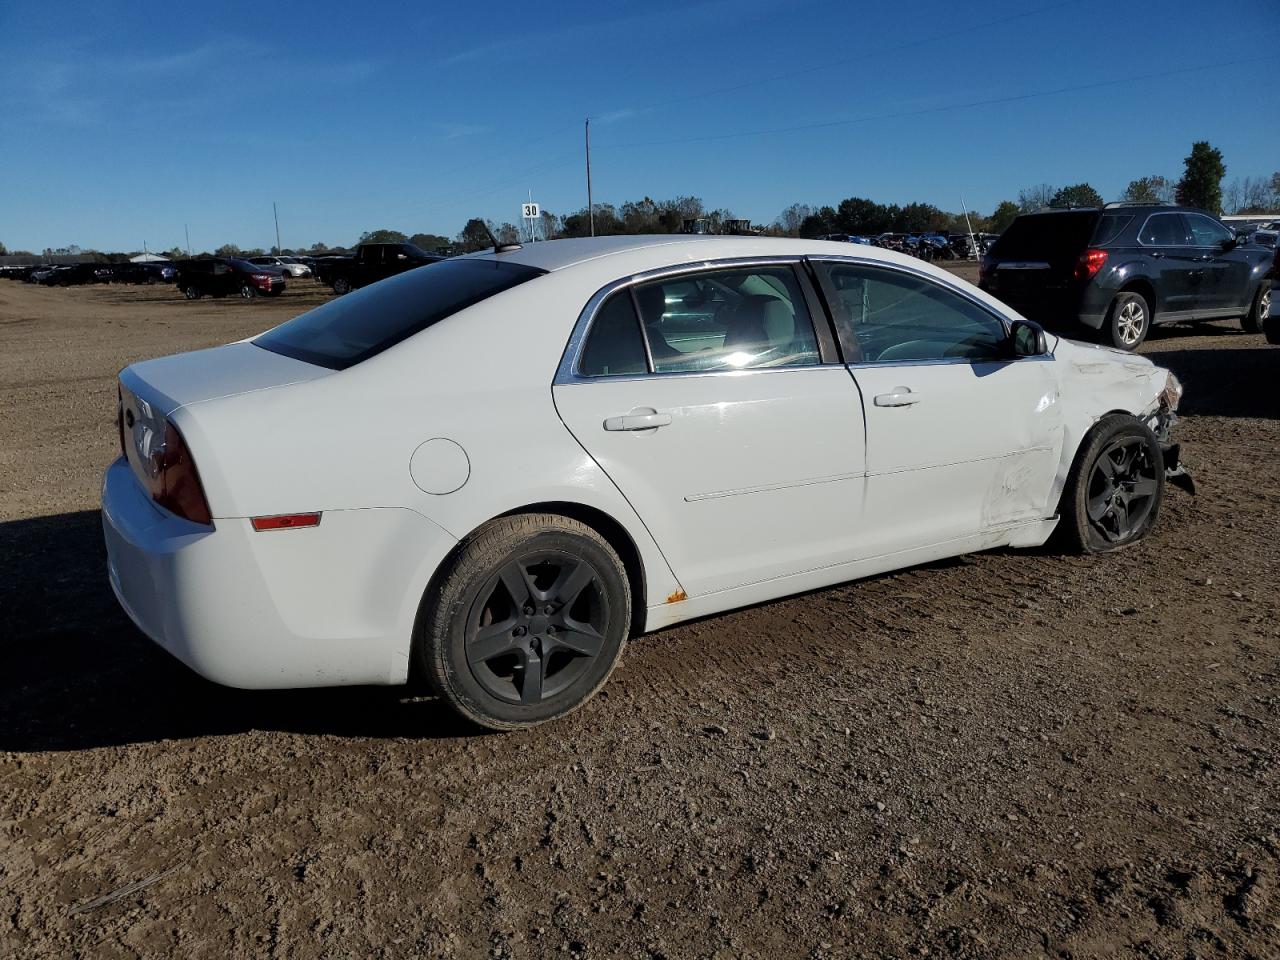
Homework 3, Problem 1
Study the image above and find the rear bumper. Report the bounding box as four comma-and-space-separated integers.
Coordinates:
980, 279, 1108, 331
101, 458, 457, 689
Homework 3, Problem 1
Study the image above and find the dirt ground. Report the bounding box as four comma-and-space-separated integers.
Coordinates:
1, 270, 1277, 959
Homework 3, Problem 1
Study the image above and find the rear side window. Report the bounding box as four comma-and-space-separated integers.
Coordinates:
255, 258, 545, 369
1139, 214, 1190, 246
1091, 214, 1134, 245
579, 292, 648, 377
633, 265, 821, 372
989, 211, 1099, 261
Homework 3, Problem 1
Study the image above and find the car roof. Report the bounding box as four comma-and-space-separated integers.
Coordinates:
463, 234, 913, 273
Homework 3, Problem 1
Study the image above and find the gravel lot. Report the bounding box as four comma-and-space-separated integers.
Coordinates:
1, 271, 1277, 959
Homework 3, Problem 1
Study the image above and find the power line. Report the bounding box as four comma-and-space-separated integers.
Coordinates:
593, 0, 1080, 118
596, 54, 1271, 152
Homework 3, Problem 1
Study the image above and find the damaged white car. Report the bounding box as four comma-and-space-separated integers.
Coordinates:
102, 236, 1188, 730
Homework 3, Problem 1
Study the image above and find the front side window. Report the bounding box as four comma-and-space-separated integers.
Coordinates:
631, 265, 821, 372
1139, 214, 1190, 246
823, 263, 1007, 363
1185, 214, 1233, 246
256, 258, 545, 369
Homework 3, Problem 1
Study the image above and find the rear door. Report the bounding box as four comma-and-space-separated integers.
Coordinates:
1136, 212, 1201, 315
552, 260, 867, 599
1184, 212, 1252, 314
815, 259, 1065, 554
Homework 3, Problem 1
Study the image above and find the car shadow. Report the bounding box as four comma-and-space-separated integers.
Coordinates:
1138, 343, 1280, 419
0, 511, 480, 752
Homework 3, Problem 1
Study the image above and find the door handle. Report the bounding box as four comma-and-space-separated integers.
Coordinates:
603, 409, 672, 431
873, 388, 921, 408
1149, 251, 1165, 259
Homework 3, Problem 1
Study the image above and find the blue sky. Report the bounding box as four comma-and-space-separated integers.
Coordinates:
1, 0, 1277, 253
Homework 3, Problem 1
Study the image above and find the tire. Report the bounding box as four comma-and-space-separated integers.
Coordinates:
1104, 291, 1150, 351
183, 285, 202, 300
1055, 414, 1165, 554
239, 283, 256, 300
418, 513, 631, 731
332, 277, 351, 295
1241, 280, 1271, 334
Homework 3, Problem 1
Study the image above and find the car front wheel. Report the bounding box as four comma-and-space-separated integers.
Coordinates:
418, 514, 630, 730
183, 285, 202, 300
239, 283, 256, 300
1241, 280, 1270, 334
1055, 414, 1164, 554
1105, 291, 1150, 351
332, 277, 351, 295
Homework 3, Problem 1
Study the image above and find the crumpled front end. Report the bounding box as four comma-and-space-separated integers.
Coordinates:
1145, 369, 1194, 494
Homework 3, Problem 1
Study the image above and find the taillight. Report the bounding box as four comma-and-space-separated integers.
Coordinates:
1074, 248, 1109, 280
147, 421, 212, 525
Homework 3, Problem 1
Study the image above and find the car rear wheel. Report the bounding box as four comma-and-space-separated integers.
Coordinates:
239, 283, 256, 300
1104, 292, 1150, 351
1055, 414, 1164, 554
332, 277, 351, 295
418, 514, 630, 731
1241, 280, 1271, 334
183, 285, 202, 300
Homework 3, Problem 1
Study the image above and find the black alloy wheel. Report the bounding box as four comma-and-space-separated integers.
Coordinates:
1084, 435, 1160, 544
419, 514, 630, 730
1055, 414, 1165, 554
465, 551, 610, 706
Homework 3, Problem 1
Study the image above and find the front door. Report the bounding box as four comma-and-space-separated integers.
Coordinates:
1138, 212, 1203, 316
815, 259, 1065, 556
553, 262, 867, 599
1185, 212, 1253, 314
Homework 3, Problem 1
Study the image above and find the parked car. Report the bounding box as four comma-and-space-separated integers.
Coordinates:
248, 255, 311, 278
1267, 245, 1280, 345
113, 262, 177, 284
314, 242, 442, 294
979, 203, 1274, 349
104, 235, 1188, 730
175, 258, 286, 300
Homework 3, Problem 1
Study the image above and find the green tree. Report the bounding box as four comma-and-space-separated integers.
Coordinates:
1049, 183, 1103, 208
408, 232, 449, 252
1122, 175, 1173, 204
357, 229, 408, 245
214, 243, 241, 257
456, 218, 493, 252
798, 205, 837, 238
987, 201, 1020, 233
775, 203, 814, 237
1175, 141, 1226, 214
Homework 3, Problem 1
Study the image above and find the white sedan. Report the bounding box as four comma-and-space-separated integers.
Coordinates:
103, 236, 1186, 729
247, 255, 311, 278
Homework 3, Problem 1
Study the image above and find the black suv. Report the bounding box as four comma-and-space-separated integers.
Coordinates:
979, 203, 1274, 349
175, 258, 286, 300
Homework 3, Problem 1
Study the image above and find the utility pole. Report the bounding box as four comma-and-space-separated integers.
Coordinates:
184, 223, 191, 257
960, 195, 977, 259
273, 202, 282, 254
585, 118, 595, 237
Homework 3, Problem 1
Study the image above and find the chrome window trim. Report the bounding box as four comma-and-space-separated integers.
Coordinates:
554, 256, 828, 385
810, 254, 1055, 363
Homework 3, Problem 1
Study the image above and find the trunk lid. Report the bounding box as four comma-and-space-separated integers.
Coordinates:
119, 341, 330, 418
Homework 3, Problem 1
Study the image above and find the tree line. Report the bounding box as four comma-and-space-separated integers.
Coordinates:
5, 141, 1274, 262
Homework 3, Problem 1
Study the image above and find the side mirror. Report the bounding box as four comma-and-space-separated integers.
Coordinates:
1009, 318, 1048, 357
1221, 236, 1239, 251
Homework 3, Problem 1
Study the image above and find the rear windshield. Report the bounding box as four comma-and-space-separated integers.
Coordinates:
989, 211, 1099, 261
254, 258, 546, 369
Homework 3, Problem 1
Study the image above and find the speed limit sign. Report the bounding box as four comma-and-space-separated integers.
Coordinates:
521, 202, 540, 219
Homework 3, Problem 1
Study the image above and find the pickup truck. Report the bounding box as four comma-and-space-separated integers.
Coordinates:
314, 242, 442, 294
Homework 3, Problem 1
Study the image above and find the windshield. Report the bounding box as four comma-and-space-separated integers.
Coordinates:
254, 258, 545, 369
